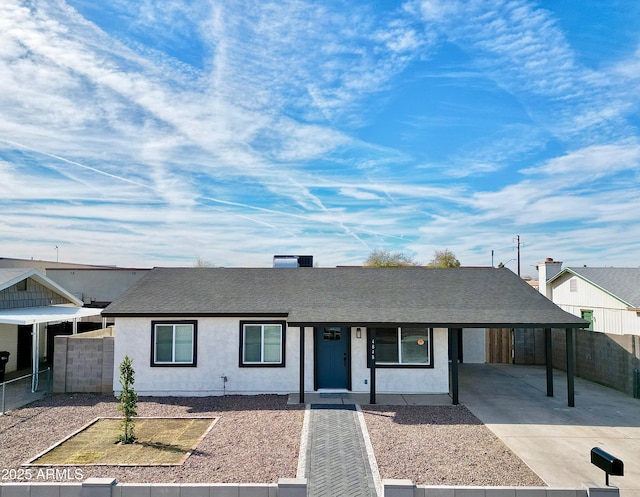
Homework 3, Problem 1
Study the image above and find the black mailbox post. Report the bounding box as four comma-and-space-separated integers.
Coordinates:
591, 447, 624, 486
0, 351, 10, 383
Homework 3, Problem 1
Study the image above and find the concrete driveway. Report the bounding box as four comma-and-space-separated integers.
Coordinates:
459, 364, 639, 497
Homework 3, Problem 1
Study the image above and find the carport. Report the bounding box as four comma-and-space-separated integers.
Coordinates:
0, 305, 103, 391
288, 267, 587, 407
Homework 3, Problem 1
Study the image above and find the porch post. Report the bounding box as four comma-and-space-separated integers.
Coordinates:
299, 326, 305, 404
545, 328, 553, 397
450, 328, 459, 405
566, 328, 575, 407
72, 318, 78, 335
31, 323, 40, 392
369, 328, 376, 404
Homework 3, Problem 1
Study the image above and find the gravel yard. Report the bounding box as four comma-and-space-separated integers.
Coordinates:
1, 394, 542, 485
362, 405, 544, 486
0, 394, 304, 483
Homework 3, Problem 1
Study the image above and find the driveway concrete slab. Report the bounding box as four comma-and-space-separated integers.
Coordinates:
459, 364, 639, 497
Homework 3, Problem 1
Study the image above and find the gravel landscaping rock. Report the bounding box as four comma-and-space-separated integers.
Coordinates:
0, 394, 304, 483
362, 405, 544, 486
1, 395, 543, 486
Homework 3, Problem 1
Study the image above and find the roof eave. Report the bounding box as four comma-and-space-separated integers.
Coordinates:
103, 311, 290, 318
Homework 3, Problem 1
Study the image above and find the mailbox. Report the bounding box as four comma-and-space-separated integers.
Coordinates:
591, 447, 624, 486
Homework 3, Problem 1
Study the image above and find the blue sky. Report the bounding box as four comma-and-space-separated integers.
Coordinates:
1, 0, 639, 275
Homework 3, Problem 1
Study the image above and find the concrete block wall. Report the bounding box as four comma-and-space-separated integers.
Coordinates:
551, 329, 640, 397
0, 478, 307, 497
0, 479, 612, 497
382, 480, 617, 497
52, 334, 114, 394
514, 328, 546, 365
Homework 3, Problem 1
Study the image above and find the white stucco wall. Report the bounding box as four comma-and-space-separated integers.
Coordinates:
113, 319, 450, 396
113, 317, 301, 396
0, 324, 18, 373
349, 327, 449, 394
462, 328, 486, 363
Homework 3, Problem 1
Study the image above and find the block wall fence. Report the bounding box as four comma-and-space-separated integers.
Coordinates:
0, 478, 619, 497
513, 328, 640, 397
52, 329, 114, 394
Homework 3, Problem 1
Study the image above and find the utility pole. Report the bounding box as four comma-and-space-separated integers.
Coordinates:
514, 235, 521, 276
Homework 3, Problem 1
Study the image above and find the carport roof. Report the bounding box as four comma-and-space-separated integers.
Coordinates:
0, 305, 102, 325
103, 267, 587, 328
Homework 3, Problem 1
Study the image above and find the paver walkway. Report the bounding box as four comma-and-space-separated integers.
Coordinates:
304, 404, 379, 497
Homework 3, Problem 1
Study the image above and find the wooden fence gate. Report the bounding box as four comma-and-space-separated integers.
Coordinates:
486, 328, 513, 363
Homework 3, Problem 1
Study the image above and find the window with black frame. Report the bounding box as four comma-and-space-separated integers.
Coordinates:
151, 321, 197, 366
239, 321, 286, 367
368, 327, 433, 368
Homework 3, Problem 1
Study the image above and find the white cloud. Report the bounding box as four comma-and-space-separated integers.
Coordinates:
521, 143, 640, 178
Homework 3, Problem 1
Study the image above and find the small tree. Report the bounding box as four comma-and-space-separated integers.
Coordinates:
117, 355, 138, 444
363, 249, 419, 267
194, 256, 215, 267
428, 249, 461, 268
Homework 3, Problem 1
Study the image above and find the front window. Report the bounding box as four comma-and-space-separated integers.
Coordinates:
240, 321, 285, 367
369, 327, 432, 367
151, 321, 197, 366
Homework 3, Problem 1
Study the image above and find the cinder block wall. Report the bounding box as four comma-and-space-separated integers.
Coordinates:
53, 331, 114, 394
552, 329, 640, 396
514, 328, 546, 365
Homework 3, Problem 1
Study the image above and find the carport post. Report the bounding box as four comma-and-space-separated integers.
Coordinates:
449, 328, 459, 405
299, 326, 305, 404
566, 328, 575, 407
544, 328, 553, 397
31, 323, 39, 392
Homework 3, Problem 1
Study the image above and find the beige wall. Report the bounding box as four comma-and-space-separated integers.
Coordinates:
0, 324, 18, 373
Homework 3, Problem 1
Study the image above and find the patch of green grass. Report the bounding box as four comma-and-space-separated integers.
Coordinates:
29, 417, 217, 466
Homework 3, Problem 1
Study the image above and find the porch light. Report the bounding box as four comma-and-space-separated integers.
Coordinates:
356, 327, 362, 338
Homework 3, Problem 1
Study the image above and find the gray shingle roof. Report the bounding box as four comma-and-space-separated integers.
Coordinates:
559, 267, 640, 308
103, 267, 586, 328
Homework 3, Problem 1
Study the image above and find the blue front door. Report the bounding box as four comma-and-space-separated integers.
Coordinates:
315, 327, 350, 389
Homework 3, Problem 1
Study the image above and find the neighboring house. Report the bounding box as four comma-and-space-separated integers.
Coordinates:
539, 259, 640, 336
103, 266, 585, 403
0, 257, 149, 310
0, 269, 102, 381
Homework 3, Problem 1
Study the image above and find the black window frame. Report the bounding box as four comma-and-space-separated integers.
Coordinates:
367, 327, 434, 369
239, 320, 287, 368
150, 320, 198, 367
